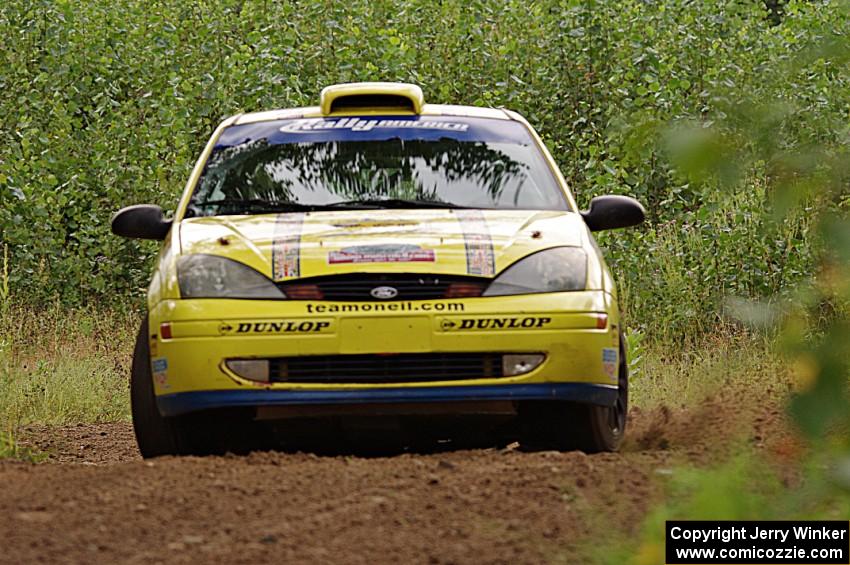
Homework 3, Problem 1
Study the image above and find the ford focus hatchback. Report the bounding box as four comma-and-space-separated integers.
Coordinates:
112, 83, 645, 457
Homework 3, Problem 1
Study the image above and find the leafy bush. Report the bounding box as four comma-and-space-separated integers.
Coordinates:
597, 4, 850, 558
0, 0, 845, 342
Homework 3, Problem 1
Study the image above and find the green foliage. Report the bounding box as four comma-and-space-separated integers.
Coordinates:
624, 328, 646, 381
0, 244, 9, 317
599, 454, 850, 565
599, 3, 850, 559
653, 0, 850, 438
0, 0, 846, 342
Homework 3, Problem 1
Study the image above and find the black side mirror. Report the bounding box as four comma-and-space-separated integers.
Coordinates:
111, 205, 172, 240
580, 195, 645, 231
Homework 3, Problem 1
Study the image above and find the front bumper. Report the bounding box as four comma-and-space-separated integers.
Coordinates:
148, 291, 622, 415
156, 383, 618, 417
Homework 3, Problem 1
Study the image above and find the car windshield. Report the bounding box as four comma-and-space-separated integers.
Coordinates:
187, 116, 569, 216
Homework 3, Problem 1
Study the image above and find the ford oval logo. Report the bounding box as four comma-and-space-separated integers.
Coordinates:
370, 286, 398, 300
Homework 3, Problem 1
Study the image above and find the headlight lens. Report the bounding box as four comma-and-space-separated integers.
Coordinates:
483, 247, 587, 296
177, 254, 285, 299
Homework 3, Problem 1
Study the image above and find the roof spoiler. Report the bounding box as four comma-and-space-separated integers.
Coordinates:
320, 82, 424, 115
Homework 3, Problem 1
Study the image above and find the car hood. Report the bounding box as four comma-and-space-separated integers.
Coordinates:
178, 209, 587, 280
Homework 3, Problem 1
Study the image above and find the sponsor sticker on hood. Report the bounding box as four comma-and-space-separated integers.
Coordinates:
272, 213, 305, 280
328, 244, 436, 264
456, 210, 495, 276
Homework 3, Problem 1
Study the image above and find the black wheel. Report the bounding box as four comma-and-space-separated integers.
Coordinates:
519, 332, 629, 453
132, 317, 245, 457
131, 316, 181, 457
578, 334, 628, 452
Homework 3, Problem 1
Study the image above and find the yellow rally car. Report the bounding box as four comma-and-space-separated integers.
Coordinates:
112, 83, 645, 457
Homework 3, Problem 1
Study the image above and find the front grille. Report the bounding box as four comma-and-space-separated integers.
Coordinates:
277, 273, 487, 301
269, 353, 504, 383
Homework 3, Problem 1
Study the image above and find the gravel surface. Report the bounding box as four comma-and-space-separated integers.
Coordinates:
0, 395, 790, 564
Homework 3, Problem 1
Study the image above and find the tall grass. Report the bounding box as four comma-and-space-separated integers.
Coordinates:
0, 304, 136, 456
630, 327, 788, 409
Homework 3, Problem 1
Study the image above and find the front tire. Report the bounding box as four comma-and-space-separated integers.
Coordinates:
131, 317, 268, 457
131, 316, 182, 457
519, 333, 629, 453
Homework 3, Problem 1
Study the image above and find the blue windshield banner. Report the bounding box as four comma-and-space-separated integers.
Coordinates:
215, 116, 532, 148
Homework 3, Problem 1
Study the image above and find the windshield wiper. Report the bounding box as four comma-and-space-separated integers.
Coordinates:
190, 198, 380, 214
190, 198, 476, 216
192, 199, 316, 212
324, 198, 474, 209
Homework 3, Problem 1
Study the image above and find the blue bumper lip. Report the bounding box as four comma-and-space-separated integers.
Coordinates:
156, 383, 618, 418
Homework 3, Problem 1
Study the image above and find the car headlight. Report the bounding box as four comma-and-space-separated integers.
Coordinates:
177, 254, 285, 299
483, 247, 587, 296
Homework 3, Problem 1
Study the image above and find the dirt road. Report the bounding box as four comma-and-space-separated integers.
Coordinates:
0, 398, 787, 564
